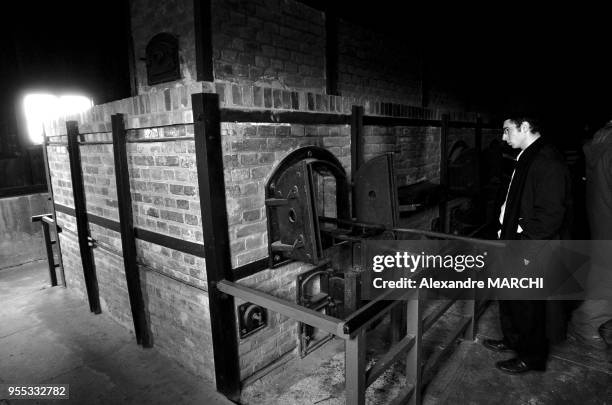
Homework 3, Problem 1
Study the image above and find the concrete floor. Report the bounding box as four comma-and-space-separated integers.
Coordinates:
0, 261, 232, 405
241, 301, 612, 404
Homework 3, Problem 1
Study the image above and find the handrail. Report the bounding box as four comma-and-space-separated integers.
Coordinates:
31, 213, 54, 222
341, 287, 416, 337
391, 227, 506, 247
318, 216, 506, 248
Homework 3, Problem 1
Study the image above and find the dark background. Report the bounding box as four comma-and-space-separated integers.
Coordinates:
2, 1, 611, 153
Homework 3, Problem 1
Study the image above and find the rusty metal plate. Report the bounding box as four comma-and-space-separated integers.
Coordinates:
353, 153, 399, 228
265, 147, 350, 267
266, 160, 320, 265
146, 33, 181, 85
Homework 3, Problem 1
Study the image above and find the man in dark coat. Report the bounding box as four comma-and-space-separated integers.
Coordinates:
569, 121, 612, 349
483, 116, 572, 373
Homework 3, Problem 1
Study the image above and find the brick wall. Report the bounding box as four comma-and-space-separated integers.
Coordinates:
220, 121, 349, 381
141, 265, 215, 381
130, 0, 197, 93
93, 241, 133, 330
81, 141, 119, 220
235, 261, 309, 380
337, 20, 421, 106
127, 0, 482, 113
448, 127, 477, 150
47, 145, 74, 207
212, 0, 326, 91
55, 227, 86, 301
44, 84, 215, 381
127, 132, 202, 245
363, 126, 441, 187
130, 0, 326, 93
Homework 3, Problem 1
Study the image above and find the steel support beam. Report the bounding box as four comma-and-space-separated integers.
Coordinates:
112, 113, 152, 347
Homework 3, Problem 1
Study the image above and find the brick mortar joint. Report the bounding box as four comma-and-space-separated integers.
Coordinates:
43, 80, 492, 136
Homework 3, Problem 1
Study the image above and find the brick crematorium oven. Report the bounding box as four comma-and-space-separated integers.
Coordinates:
39, 1, 502, 403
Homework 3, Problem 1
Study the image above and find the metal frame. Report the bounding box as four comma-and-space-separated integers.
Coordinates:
217, 274, 483, 405
192, 93, 241, 401
66, 121, 101, 314
296, 265, 335, 358
47, 93, 498, 404
54, 202, 206, 258
31, 214, 60, 286
216, 223, 501, 404
112, 114, 152, 347
42, 136, 66, 286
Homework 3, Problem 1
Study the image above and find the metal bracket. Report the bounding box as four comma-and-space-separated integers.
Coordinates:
238, 302, 267, 339
296, 265, 336, 357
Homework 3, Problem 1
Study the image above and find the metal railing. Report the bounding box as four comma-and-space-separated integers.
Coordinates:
217, 227, 499, 405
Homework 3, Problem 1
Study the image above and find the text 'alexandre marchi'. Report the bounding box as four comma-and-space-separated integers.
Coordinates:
372, 277, 544, 289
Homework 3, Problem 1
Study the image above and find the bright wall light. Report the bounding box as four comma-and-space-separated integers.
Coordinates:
23, 93, 93, 144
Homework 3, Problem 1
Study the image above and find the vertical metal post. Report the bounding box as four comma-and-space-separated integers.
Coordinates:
351, 105, 364, 178
194, 0, 214, 82
351, 105, 364, 218
345, 329, 366, 405
112, 114, 152, 347
66, 121, 101, 314
438, 114, 450, 233
41, 220, 58, 286
464, 299, 477, 341
464, 268, 479, 341
192, 93, 241, 402
390, 305, 406, 344
406, 290, 423, 405
474, 116, 483, 222
42, 136, 66, 287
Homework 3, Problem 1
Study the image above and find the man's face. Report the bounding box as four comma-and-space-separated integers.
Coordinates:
502, 119, 526, 149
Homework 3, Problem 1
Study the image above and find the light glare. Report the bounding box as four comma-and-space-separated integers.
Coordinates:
23, 93, 93, 144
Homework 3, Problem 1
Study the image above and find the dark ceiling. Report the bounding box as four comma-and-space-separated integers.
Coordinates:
2, 1, 612, 143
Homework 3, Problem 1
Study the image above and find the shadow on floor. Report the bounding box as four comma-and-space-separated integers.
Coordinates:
0, 261, 231, 405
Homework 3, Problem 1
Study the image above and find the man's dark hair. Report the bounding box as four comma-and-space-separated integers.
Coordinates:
506, 116, 542, 134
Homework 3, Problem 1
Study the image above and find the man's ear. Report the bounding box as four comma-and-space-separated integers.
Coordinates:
519, 121, 530, 133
